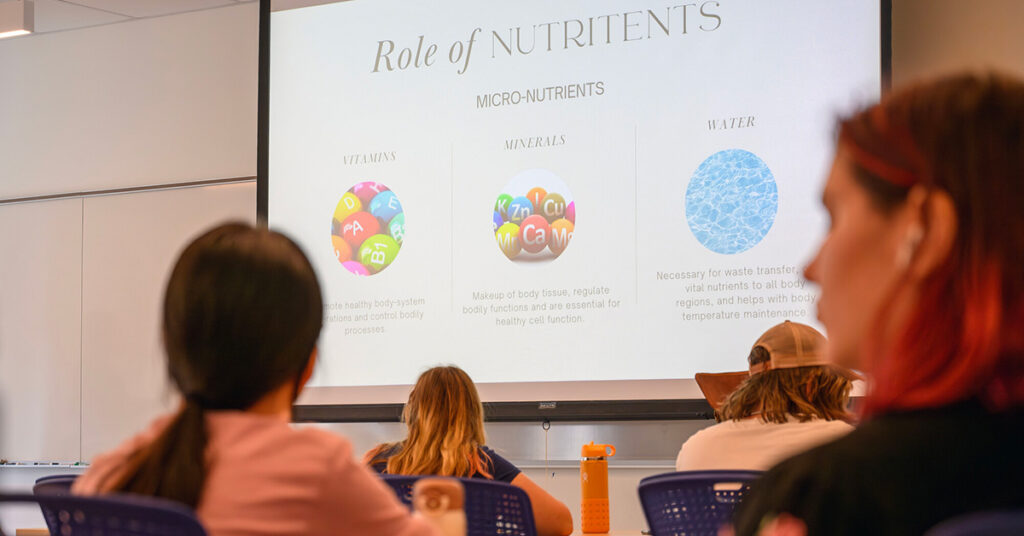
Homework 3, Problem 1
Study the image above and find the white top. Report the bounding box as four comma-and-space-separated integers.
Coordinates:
675, 416, 854, 472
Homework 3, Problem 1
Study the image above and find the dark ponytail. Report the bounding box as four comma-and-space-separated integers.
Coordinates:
107, 223, 323, 508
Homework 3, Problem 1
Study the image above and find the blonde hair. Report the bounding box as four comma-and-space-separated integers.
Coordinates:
368, 366, 492, 478
717, 346, 853, 424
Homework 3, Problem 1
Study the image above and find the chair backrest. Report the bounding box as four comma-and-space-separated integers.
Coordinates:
0, 492, 207, 536
925, 510, 1024, 536
382, 475, 537, 536
638, 470, 761, 536
33, 475, 78, 496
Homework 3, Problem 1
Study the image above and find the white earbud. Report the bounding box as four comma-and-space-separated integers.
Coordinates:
896, 225, 923, 269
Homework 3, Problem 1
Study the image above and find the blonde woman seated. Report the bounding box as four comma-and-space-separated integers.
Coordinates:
676, 321, 856, 471
365, 366, 573, 536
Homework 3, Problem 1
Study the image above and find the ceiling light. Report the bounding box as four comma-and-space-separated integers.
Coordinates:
0, 1, 33, 40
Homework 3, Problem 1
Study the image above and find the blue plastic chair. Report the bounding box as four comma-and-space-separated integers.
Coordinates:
638, 470, 761, 536
926, 510, 1024, 536
382, 475, 537, 536
33, 475, 78, 496
0, 492, 206, 536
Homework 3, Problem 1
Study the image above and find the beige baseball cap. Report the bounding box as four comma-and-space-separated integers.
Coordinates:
695, 320, 861, 410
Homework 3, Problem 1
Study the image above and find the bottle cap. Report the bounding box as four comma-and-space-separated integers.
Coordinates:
581, 441, 616, 457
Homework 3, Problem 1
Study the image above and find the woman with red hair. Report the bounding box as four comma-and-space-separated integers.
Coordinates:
733, 73, 1024, 535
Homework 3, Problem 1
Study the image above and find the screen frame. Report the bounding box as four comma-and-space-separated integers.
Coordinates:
257, 0, 892, 423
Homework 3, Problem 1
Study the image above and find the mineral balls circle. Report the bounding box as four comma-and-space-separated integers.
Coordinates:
685, 149, 778, 255
518, 214, 551, 254
539, 192, 566, 223
495, 194, 513, 220
496, 222, 522, 259
527, 187, 548, 210
548, 218, 574, 255
507, 196, 534, 225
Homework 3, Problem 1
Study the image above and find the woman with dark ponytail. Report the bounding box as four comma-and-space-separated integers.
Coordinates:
74, 223, 437, 536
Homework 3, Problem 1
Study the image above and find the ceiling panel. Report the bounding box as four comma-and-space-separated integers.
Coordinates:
32, 0, 129, 33
61, 0, 237, 18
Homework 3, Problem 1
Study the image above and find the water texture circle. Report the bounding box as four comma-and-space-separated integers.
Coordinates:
685, 149, 777, 254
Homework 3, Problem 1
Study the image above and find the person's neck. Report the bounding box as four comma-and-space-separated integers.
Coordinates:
245, 383, 295, 421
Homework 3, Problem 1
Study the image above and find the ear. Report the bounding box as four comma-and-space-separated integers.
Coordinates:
905, 187, 958, 281
296, 347, 318, 395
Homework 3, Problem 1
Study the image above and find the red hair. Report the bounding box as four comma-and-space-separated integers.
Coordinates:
838, 73, 1024, 417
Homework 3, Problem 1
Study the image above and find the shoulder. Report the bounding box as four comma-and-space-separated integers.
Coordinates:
781, 417, 854, 441
678, 421, 731, 455
74, 413, 176, 494
212, 413, 353, 460
200, 413, 361, 495
685, 420, 737, 442
364, 442, 402, 473
481, 445, 521, 483
291, 425, 354, 458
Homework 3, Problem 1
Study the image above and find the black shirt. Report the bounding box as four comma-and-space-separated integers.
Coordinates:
733, 400, 1024, 536
369, 444, 522, 483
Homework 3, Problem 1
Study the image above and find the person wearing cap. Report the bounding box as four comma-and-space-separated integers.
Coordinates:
675, 321, 855, 472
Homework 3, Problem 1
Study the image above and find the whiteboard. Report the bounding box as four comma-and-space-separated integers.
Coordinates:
81, 182, 256, 460
0, 198, 83, 462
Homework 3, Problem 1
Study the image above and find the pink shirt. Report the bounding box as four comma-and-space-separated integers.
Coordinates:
74, 411, 438, 536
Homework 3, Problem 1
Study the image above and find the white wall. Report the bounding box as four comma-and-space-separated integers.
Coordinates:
0, 3, 257, 199
892, 0, 1024, 88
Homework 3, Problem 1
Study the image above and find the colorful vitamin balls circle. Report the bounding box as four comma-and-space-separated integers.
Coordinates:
685, 149, 777, 255
351, 181, 389, 205
369, 190, 402, 223
332, 235, 352, 263
341, 211, 380, 250
358, 234, 400, 274
342, 261, 370, 276
518, 215, 550, 254
331, 181, 404, 276
388, 212, 405, 245
333, 192, 362, 223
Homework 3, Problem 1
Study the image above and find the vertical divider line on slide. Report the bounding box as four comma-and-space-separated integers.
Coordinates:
634, 123, 639, 305
450, 142, 455, 313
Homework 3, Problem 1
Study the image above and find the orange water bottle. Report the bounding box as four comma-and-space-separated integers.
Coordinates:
580, 441, 616, 533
